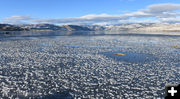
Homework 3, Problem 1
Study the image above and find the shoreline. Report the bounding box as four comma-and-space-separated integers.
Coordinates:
1, 30, 180, 36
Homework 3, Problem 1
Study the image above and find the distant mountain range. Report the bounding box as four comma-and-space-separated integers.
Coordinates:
0, 24, 28, 31
1, 23, 180, 32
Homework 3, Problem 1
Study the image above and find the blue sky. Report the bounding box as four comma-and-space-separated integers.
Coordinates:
1, 0, 180, 24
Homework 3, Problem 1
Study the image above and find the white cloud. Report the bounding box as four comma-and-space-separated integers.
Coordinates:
142, 3, 180, 18
3, 16, 32, 24
2, 3, 180, 25
160, 17, 180, 23
145, 3, 180, 13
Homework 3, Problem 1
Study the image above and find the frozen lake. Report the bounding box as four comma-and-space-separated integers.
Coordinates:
0, 31, 180, 98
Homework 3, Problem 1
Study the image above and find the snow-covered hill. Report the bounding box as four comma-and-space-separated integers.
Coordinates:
2, 23, 180, 32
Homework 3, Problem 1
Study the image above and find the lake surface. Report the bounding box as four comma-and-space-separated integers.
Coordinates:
0, 31, 180, 98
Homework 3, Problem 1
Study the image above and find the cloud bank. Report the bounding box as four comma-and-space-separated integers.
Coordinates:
2, 3, 180, 25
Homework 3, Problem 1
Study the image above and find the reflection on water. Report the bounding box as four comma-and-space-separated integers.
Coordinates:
0, 31, 180, 98
40, 90, 73, 99
40, 42, 52, 47
1, 31, 180, 41
103, 51, 156, 63
65, 45, 124, 49
65, 44, 156, 63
